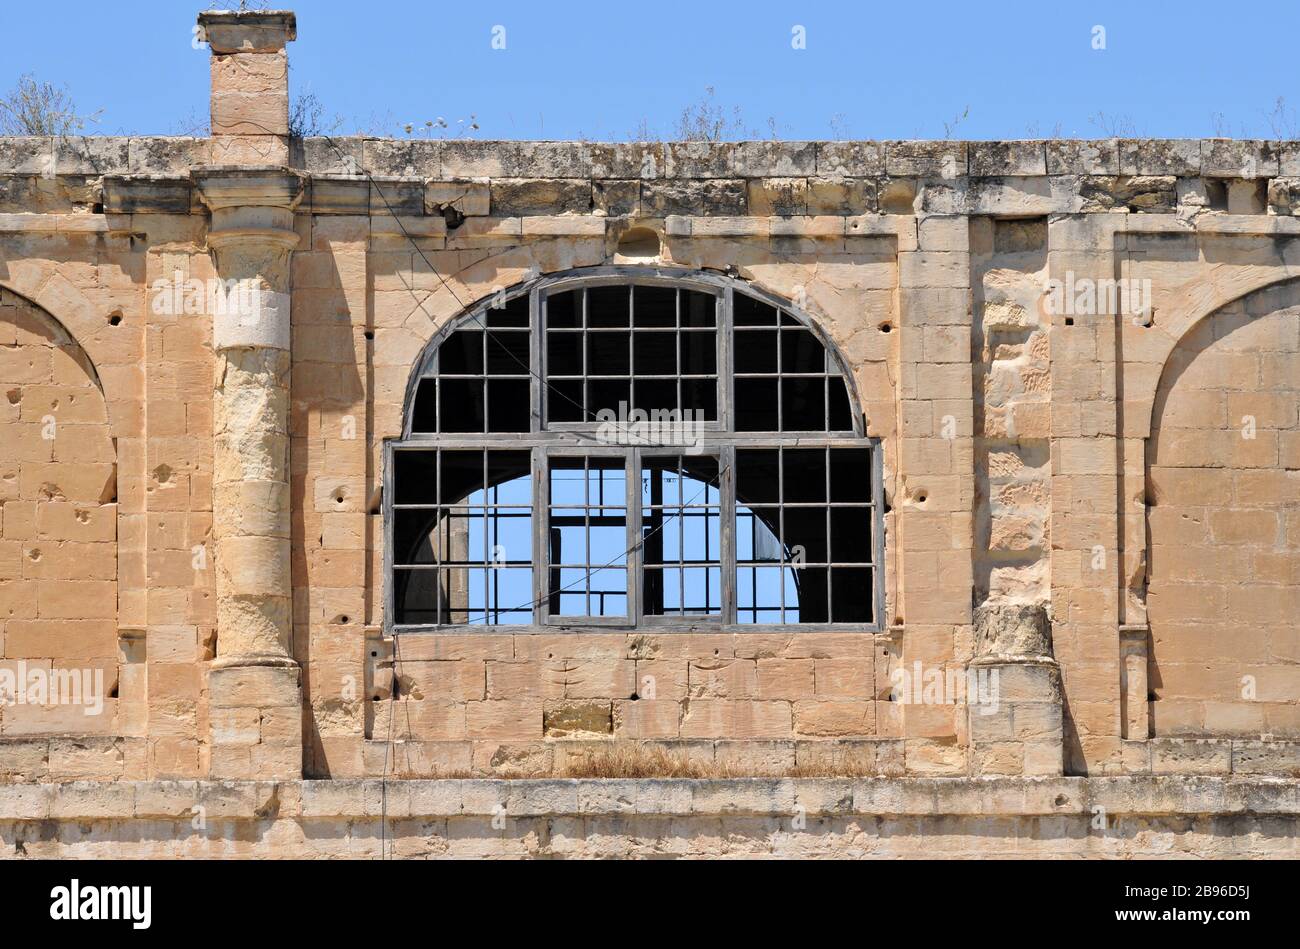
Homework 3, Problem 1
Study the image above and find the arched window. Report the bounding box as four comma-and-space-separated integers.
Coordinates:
386, 269, 884, 631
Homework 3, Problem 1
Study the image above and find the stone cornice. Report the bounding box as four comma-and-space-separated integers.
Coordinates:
14, 141, 1300, 220
4, 137, 1300, 181
102, 174, 195, 215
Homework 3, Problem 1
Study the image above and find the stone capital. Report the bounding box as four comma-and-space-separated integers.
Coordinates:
195, 170, 303, 350
197, 10, 297, 54
194, 168, 306, 214
195, 170, 303, 252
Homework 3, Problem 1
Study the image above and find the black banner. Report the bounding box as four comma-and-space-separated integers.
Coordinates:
0, 858, 1282, 937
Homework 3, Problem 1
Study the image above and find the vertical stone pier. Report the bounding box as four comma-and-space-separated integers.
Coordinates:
195, 10, 303, 779
198, 9, 295, 165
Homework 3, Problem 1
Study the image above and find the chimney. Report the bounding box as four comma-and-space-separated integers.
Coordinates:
196, 10, 297, 166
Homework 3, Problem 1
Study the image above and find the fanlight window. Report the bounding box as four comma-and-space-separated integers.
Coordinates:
387, 272, 884, 631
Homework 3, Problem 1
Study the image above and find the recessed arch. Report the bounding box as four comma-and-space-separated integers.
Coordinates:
0, 281, 106, 393
1133, 270, 1300, 439
0, 286, 120, 732
1145, 277, 1300, 739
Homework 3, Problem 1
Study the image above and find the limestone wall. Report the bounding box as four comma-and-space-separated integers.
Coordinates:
0, 11, 1297, 815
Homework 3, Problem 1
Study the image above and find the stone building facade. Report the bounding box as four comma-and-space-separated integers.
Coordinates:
0, 10, 1296, 856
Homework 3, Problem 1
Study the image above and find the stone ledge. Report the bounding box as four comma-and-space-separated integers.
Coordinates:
6, 205, 1300, 241
3, 137, 1299, 182
2, 776, 1296, 822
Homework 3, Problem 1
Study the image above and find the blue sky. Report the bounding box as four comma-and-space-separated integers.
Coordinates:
5, 0, 1297, 140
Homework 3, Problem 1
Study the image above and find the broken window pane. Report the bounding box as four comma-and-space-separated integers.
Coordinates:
410, 379, 438, 434
682, 289, 716, 327
634, 285, 676, 327
438, 379, 485, 433
587, 285, 629, 327
735, 378, 780, 432
546, 289, 579, 328
485, 293, 529, 328
439, 329, 483, 375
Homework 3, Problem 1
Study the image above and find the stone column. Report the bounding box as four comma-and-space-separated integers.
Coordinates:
195, 9, 303, 779
967, 604, 1064, 777
197, 170, 305, 779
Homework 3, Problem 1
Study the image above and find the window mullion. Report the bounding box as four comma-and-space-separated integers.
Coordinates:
825, 445, 833, 622
722, 443, 737, 625
681, 454, 691, 616
778, 445, 787, 621
530, 287, 542, 432
628, 448, 641, 625
533, 447, 546, 624
383, 440, 396, 633
720, 285, 734, 432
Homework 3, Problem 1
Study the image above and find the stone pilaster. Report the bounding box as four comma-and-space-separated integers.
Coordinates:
1119, 624, 1150, 741
197, 10, 296, 166
196, 170, 305, 779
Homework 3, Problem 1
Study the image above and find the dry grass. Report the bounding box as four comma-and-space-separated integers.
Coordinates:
559, 746, 881, 780
783, 756, 881, 779
561, 747, 722, 779
378, 742, 884, 780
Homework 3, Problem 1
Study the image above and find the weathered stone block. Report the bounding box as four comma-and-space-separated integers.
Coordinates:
490, 178, 591, 215
641, 179, 747, 216
209, 665, 301, 709
974, 604, 1053, 659
969, 141, 1046, 177
1078, 175, 1176, 212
